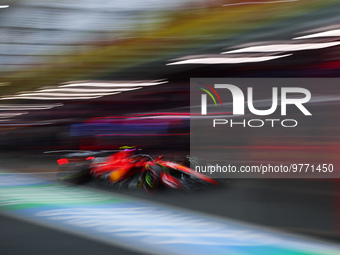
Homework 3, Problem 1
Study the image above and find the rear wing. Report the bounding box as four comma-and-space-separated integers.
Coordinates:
44, 150, 120, 166
44, 150, 120, 158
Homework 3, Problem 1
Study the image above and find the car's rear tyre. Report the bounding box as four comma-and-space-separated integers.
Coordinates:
141, 164, 163, 192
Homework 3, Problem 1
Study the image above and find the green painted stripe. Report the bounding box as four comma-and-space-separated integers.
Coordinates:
0, 184, 127, 211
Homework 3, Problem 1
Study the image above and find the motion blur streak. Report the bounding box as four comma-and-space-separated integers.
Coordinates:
0, 5, 9, 8
131, 112, 233, 116
223, 42, 340, 53
14, 92, 127, 97
60, 80, 168, 88
39, 88, 140, 93
0, 0, 340, 254
0, 104, 62, 110
197, 146, 335, 150
133, 113, 191, 116
223, 0, 298, 7
0, 112, 28, 118
0, 121, 55, 126
0, 96, 104, 100
131, 115, 191, 119
95, 133, 191, 137
167, 55, 291, 65
294, 29, 340, 39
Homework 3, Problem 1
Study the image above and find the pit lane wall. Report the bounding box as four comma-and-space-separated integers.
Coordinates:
0, 170, 339, 255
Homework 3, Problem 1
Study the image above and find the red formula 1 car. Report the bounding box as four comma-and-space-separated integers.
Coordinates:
57, 147, 218, 192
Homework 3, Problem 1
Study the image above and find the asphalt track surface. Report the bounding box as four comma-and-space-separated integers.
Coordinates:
0, 214, 142, 255
0, 152, 339, 255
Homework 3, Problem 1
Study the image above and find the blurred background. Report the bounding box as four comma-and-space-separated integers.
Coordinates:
0, 0, 340, 254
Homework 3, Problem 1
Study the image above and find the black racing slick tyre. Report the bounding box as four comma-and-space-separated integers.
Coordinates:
141, 164, 163, 192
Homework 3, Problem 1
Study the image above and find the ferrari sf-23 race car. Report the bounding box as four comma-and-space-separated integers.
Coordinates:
56, 147, 218, 192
